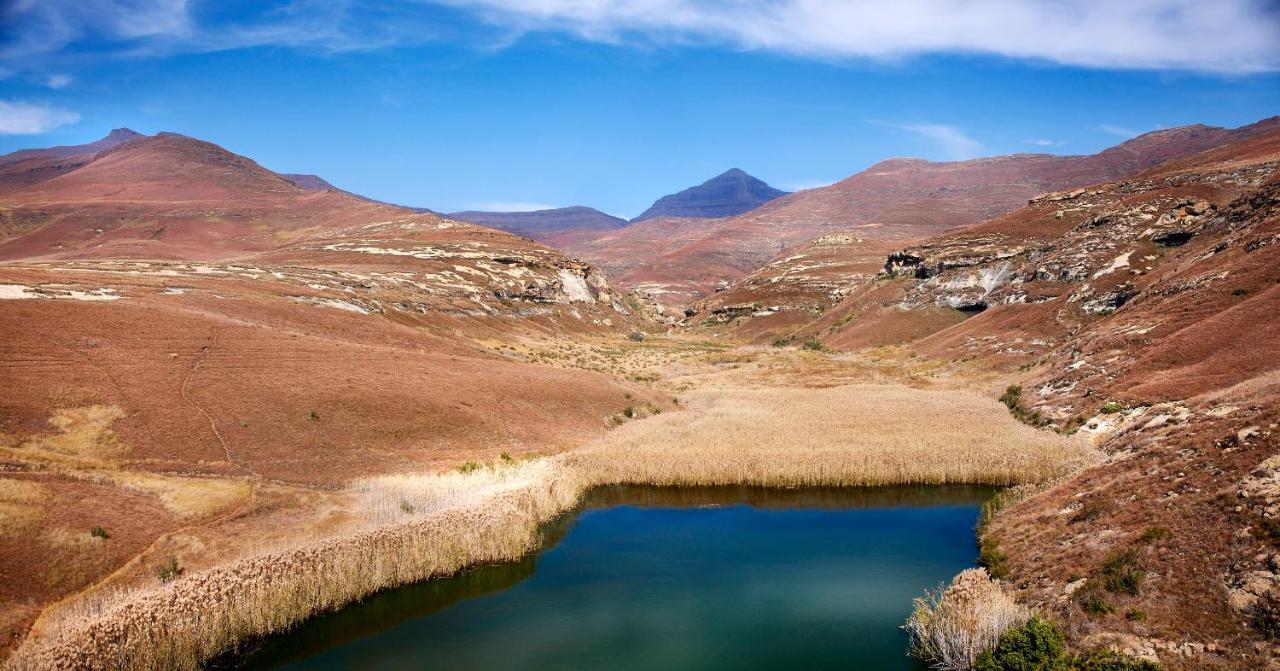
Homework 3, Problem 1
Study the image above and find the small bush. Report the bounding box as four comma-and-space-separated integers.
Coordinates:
974, 615, 1159, 671
500, 452, 515, 464
154, 556, 182, 583
999, 385, 1049, 427
973, 615, 1063, 671
458, 460, 483, 473
1125, 609, 1147, 622
1138, 526, 1173, 543
90, 526, 109, 540
771, 336, 795, 348
307, 410, 320, 421
1071, 649, 1159, 671
905, 568, 1030, 671
979, 537, 1009, 579
1101, 548, 1143, 596
1099, 402, 1124, 414
626, 331, 645, 342
1253, 593, 1280, 640
623, 406, 635, 418
801, 338, 825, 352
399, 500, 415, 514
1077, 588, 1114, 615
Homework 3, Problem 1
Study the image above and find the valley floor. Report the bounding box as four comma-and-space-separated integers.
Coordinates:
1, 326, 1095, 670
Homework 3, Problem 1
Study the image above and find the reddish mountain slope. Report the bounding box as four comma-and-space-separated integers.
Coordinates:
0, 133, 423, 261
0, 128, 141, 195
701, 120, 1280, 664
570, 120, 1275, 308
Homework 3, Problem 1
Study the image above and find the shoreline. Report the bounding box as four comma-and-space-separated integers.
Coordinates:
7, 384, 1096, 670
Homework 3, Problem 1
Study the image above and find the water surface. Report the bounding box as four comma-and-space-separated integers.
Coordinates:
232, 485, 992, 670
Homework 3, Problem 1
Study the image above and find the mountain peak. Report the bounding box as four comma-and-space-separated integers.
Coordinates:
632, 168, 788, 222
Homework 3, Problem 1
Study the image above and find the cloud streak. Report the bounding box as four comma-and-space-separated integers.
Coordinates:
0, 101, 81, 134
443, 0, 1280, 74
870, 121, 984, 160
2, 1, 1278, 75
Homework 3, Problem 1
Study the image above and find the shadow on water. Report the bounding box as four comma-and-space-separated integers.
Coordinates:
221, 484, 994, 670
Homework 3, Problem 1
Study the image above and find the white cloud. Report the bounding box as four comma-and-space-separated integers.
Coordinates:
1025, 138, 1065, 147
441, 0, 1280, 73
464, 201, 559, 212
45, 74, 73, 89
870, 121, 983, 160
3, 1, 1278, 75
0, 101, 81, 135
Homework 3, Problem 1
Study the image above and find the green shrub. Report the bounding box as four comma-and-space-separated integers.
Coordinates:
999, 385, 1049, 427
1101, 548, 1143, 596
1125, 609, 1147, 622
458, 460, 483, 473
973, 616, 1064, 671
801, 338, 825, 352
399, 500, 415, 514
979, 537, 1009, 579
1099, 402, 1124, 414
626, 331, 645, 342
974, 615, 1159, 671
1071, 649, 1159, 671
155, 556, 182, 583
1138, 526, 1172, 543
307, 410, 320, 421
90, 526, 109, 540
623, 406, 635, 418
1077, 588, 1113, 615
771, 336, 795, 348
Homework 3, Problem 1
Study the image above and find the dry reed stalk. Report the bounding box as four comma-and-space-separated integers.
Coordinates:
903, 568, 1030, 671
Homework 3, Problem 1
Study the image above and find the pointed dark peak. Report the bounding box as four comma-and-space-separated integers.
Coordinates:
632, 168, 789, 222
104, 128, 143, 141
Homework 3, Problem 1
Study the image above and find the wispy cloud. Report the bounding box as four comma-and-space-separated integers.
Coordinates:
1099, 123, 1156, 139
2, 1, 1278, 75
0, 101, 81, 135
1025, 138, 1065, 148
463, 201, 559, 212
442, 0, 1280, 74
870, 121, 984, 160
45, 73, 73, 89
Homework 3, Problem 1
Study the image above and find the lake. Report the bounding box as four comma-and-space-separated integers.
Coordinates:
230, 484, 993, 670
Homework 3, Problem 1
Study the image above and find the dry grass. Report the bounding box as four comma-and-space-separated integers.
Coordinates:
904, 568, 1031, 671
8, 384, 1098, 670
2, 406, 128, 468
88, 473, 250, 520
0, 478, 49, 536
573, 385, 1098, 487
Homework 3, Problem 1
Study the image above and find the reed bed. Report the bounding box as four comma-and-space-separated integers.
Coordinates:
572, 385, 1096, 487
7, 384, 1098, 671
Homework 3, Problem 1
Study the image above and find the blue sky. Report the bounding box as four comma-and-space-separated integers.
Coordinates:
1, 1, 1278, 218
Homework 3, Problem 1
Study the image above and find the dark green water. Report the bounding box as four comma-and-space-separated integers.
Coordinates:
229, 485, 993, 671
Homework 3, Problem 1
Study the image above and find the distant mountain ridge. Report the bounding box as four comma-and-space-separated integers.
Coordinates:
0, 128, 142, 194
565, 118, 1280, 307
449, 206, 627, 243
632, 168, 788, 222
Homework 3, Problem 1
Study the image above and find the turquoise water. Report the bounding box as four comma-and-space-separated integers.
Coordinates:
229, 485, 992, 670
